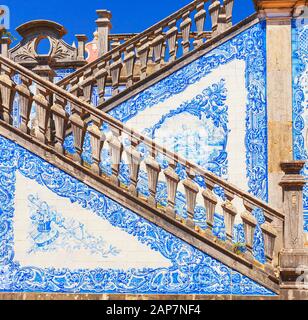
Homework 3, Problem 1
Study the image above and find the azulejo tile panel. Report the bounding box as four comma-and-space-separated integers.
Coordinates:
0, 135, 274, 295
107, 22, 268, 202
292, 17, 308, 231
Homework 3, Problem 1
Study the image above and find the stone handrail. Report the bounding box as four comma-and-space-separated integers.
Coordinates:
108, 31, 212, 50
0, 54, 284, 271
57, 0, 234, 105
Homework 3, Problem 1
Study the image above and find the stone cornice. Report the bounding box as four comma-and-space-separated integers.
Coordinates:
253, 0, 307, 19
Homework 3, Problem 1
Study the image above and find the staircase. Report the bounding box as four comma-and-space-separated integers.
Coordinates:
0, 52, 283, 295
56, 0, 239, 109
0, 0, 307, 299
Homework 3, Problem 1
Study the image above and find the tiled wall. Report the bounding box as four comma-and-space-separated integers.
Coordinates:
108, 22, 268, 202
0, 21, 275, 295
292, 16, 308, 231
0, 135, 273, 295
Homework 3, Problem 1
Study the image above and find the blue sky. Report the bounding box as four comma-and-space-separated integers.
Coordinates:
5, 0, 256, 46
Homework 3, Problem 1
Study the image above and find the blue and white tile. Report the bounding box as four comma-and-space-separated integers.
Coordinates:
14, 172, 172, 270
0, 134, 274, 295
292, 17, 308, 231
107, 22, 268, 201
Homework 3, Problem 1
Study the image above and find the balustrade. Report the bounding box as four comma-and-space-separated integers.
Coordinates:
0, 54, 285, 273
57, 0, 235, 109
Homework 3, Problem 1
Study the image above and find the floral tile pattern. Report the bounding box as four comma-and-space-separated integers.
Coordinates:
0, 135, 274, 295
108, 22, 268, 201
292, 17, 308, 231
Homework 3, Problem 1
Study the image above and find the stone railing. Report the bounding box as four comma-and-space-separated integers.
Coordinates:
108, 31, 212, 51
57, 0, 235, 105
0, 55, 285, 273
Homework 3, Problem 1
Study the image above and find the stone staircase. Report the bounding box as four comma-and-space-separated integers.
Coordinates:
0, 53, 283, 294
56, 0, 237, 108
0, 0, 308, 299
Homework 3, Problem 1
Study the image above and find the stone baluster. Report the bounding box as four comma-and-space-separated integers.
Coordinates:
223, 188, 235, 202
194, 1, 206, 48
202, 182, 218, 232
241, 211, 257, 257
110, 40, 121, 51
209, 0, 221, 36
148, 46, 154, 62
161, 42, 167, 64
137, 37, 150, 80
166, 19, 178, 63
80, 69, 94, 104
222, 200, 237, 242
68, 77, 83, 116
223, 0, 234, 28
109, 51, 123, 96
164, 160, 180, 218
0, 64, 15, 124
70, 89, 84, 117
125, 138, 142, 196
123, 44, 136, 88
145, 152, 161, 207
217, 5, 228, 34
69, 76, 80, 98
183, 167, 199, 228
88, 118, 106, 175
69, 108, 86, 164
261, 222, 278, 265
51, 95, 68, 154
151, 28, 165, 71
180, 11, 192, 54
32, 85, 50, 144
15, 76, 32, 133
107, 125, 124, 186
95, 62, 108, 105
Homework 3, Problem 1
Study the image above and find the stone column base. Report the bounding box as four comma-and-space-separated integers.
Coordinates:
279, 249, 308, 299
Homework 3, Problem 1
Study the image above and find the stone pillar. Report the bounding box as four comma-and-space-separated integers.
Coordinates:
254, 0, 297, 210
279, 161, 308, 300
280, 161, 306, 249
32, 56, 56, 145
75, 34, 88, 60
96, 10, 112, 57
1, 36, 11, 57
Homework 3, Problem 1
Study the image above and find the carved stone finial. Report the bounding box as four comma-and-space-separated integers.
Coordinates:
75, 34, 88, 60
1, 36, 11, 57
96, 9, 112, 56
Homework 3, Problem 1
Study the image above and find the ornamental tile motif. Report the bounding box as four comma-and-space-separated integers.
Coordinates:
27, 194, 120, 258
108, 22, 268, 201
0, 135, 274, 295
292, 18, 308, 231
61, 79, 265, 263
142, 79, 229, 178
